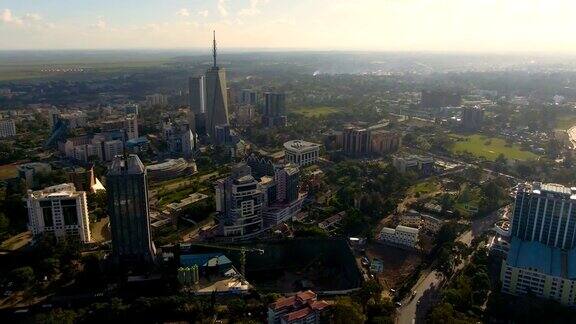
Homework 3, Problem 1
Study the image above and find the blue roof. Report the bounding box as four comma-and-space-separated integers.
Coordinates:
507, 237, 576, 279
180, 253, 232, 268
126, 137, 149, 147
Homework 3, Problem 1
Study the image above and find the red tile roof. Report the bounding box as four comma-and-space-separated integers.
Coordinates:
283, 307, 314, 322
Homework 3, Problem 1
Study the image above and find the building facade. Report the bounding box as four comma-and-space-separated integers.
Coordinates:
0, 119, 16, 138
189, 75, 206, 115
27, 183, 91, 243
268, 290, 330, 324
205, 34, 229, 138
107, 155, 155, 266
462, 106, 484, 130
283, 140, 321, 167
378, 225, 419, 249
262, 92, 287, 127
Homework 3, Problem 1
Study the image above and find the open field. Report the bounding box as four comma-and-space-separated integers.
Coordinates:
0, 164, 18, 180
290, 106, 343, 117
449, 134, 537, 161
556, 114, 576, 130
408, 179, 439, 196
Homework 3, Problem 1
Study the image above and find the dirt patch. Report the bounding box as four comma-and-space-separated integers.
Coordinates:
365, 243, 423, 289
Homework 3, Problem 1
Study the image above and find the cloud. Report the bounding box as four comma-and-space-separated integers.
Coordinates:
217, 0, 229, 17
198, 10, 209, 18
1, 9, 47, 27
177, 8, 190, 17
239, 0, 269, 16
91, 18, 108, 30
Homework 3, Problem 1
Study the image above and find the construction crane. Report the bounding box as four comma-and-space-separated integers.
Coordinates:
187, 243, 264, 283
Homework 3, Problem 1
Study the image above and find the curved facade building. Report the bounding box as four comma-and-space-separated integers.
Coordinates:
283, 140, 320, 167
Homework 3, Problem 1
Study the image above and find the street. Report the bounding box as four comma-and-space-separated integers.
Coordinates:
395, 206, 505, 324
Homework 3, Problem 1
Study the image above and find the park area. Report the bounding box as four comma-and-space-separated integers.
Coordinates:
449, 134, 537, 161
290, 106, 342, 117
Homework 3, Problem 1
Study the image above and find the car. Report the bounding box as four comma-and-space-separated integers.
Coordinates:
395, 302, 402, 307
416, 299, 421, 306
410, 290, 417, 299
389, 288, 396, 293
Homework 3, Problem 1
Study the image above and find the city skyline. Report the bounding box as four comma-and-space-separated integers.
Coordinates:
2, 0, 576, 53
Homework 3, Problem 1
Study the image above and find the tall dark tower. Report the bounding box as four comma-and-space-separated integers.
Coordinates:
107, 154, 155, 268
205, 31, 229, 138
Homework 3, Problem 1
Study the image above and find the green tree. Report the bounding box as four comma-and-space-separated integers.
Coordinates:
10, 266, 35, 288
331, 297, 366, 324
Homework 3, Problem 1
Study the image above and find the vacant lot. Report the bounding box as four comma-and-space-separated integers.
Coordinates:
290, 106, 342, 117
0, 164, 18, 180
449, 134, 537, 161
365, 243, 423, 289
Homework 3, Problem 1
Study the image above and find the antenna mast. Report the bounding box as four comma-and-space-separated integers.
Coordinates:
212, 30, 217, 68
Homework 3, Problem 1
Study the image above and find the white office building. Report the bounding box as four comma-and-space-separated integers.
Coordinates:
27, 183, 91, 243
283, 140, 321, 167
378, 225, 419, 249
0, 119, 16, 138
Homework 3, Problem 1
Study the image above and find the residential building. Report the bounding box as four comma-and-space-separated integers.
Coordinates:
283, 140, 321, 167
0, 119, 16, 138
66, 166, 96, 192
26, 183, 91, 243
342, 127, 370, 157
263, 92, 287, 127
462, 106, 484, 130
145, 93, 168, 107
275, 164, 300, 204
268, 290, 330, 324
107, 155, 156, 266
104, 140, 124, 161
378, 225, 419, 249
421, 214, 445, 234
240, 89, 259, 105
370, 130, 401, 154
215, 163, 265, 240
205, 32, 229, 138
420, 90, 461, 108
318, 211, 346, 231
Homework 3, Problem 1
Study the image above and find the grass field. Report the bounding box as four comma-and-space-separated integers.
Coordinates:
290, 106, 342, 117
556, 115, 576, 130
408, 180, 439, 196
0, 164, 18, 180
449, 134, 537, 161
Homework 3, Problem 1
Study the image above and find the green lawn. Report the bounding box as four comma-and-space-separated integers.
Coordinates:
290, 106, 342, 117
449, 134, 537, 161
408, 180, 439, 196
556, 115, 576, 130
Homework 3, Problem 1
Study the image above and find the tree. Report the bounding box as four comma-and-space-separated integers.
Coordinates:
0, 212, 10, 239
331, 297, 366, 324
10, 266, 35, 288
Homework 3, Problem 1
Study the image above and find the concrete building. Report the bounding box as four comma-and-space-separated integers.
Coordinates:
275, 164, 300, 204
370, 130, 401, 155
0, 119, 16, 138
66, 166, 96, 192
283, 140, 321, 167
215, 163, 265, 240
268, 290, 330, 324
462, 106, 484, 130
146, 158, 197, 182
420, 90, 462, 108
378, 225, 419, 249
205, 32, 229, 138
107, 155, 155, 266
145, 93, 168, 107
263, 92, 287, 127
500, 182, 576, 306
189, 75, 206, 115
393, 155, 434, 175
342, 127, 370, 157
104, 140, 124, 161
26, 183, 91, 243
240, 89, 259, 105
18, 162, 52, 188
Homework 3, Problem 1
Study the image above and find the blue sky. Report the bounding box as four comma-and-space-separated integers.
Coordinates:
1, 0, 576, 52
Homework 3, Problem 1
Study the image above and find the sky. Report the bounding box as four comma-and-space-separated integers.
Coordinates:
1, 0, 576, 52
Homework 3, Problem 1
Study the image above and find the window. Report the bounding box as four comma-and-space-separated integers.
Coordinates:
40, 200, 54, 227
61, 199, 79, 225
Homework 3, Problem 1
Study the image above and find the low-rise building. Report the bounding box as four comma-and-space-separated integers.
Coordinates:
421, 214, 444, 234
268, 290, 330, 324
0, 119, 16, 138
18, 162, 52, 188
318, 211, 345, 231
26, 183, 91, 243
393, 155, 434, 175
378, 225, 419, 249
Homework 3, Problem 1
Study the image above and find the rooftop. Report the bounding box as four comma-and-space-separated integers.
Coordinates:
29, 183, 80, 199
180, 253, 232, 268
109, 154, 145, 175
283, 140, 321, 152
507, 237, 576, 279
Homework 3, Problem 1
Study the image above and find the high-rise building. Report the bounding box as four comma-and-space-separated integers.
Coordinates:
240, 89, 259, 105
501, 182, 576, 306
189, 76, 205, 115
262, 92, 287, 127
215, 163, 265, 240
145, 94, 168, 107
420, 90, 461, 108
27, 183, 91, 243
342, 127, 370, 157
370, 130, 401, 155
107, 155, 155, 266
462, 106, 485, 131
205, 31, 229, 138
125, 114, 139, 140
275, 164, 300, 204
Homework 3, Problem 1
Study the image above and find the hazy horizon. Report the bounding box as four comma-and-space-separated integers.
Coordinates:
2, 0, 576, 53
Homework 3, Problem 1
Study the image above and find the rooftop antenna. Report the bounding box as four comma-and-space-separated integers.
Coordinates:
212, 30, 217, 68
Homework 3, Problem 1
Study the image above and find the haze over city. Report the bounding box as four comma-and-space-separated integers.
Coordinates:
2, 0, 576, 52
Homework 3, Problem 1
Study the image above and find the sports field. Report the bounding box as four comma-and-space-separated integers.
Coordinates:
449, 134, 537, 161
291, 106, 342, 117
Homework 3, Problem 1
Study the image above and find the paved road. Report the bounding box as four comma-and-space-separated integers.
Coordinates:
396, 206, 505, 324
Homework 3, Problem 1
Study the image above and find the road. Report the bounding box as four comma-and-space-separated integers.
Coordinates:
396, 206, 505, 324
